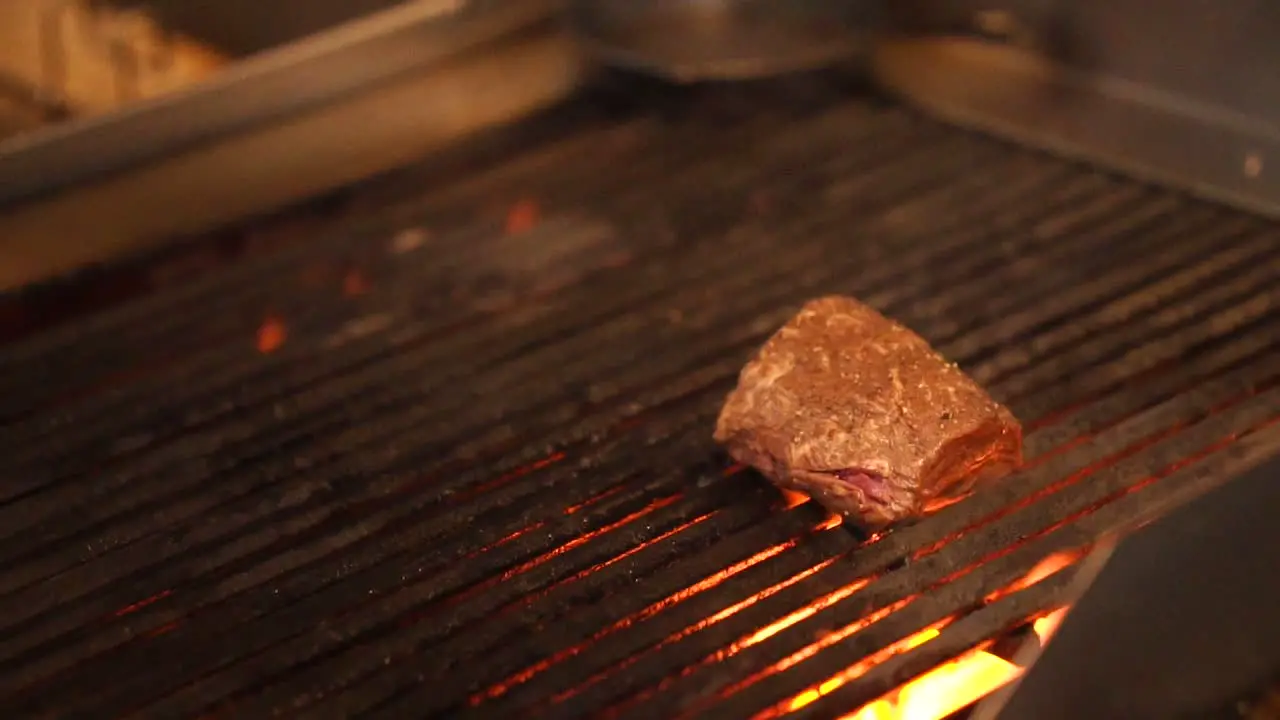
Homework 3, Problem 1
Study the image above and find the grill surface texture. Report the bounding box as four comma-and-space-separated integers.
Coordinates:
1, 77, 1278, 719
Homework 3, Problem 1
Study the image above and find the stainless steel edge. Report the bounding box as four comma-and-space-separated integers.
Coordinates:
976, 436, 1280, 720
0, 0, 559, 206
872, 37, 1280, 220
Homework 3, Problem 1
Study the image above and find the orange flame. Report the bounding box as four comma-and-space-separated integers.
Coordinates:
778, 488, 811, 509
782, 623, 948, 717
776, 550, 1082, 720
1032, 606, 1070, 641
596, 515, 857, 712
815, 512, 844, 531
836, 603, 1072, 720
839, 642, 1021, 720
984, 549, 1084, 604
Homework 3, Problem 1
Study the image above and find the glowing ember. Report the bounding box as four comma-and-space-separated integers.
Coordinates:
563, 485, 627, 515
835, 603, 1074, 720
1032, 606, 1070, 640
561, 559, 840, 707
342, 268, 369, 296
549, 510, 853, 710
785, 626, 946, 716
770, 549, 1084, 720
495, 495, 681, 583
815, 512, 844, 531
256, 317, 286, 353
921, 494, 968, 513
505, 198, 540, 235
779, 488, 811, 509
114, 589, 173, 617
733, 578, 873, 651
724, 598, 913, 714
461, 451, 567, 498
477, 541, 799, 703
984, 549, 1084, 603
143, 620, 181, 638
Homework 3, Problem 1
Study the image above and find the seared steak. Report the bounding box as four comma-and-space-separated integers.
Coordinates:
714, 296, 1022, 530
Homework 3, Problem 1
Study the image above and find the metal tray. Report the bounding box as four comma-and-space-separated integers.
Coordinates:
0, 0, 557, 206
873, 0, 1280, 219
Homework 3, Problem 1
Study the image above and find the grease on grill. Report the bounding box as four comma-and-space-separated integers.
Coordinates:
323, 313, 394, 349
389, 227, 430, 255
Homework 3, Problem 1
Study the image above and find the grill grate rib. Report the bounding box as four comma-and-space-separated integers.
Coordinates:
0, 84, 1278, 719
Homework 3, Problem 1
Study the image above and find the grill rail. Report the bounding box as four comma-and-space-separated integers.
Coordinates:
0, 82, 1278, 718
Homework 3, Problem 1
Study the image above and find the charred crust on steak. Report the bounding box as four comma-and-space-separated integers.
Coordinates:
713, 295, 1022, 530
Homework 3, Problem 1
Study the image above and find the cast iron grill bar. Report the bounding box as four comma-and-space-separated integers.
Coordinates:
0, 100, 913, 423
12, 363, 1280, 717
928, 210, 1260, 360
0, 112, 643, 366
0, 127, 1039, 681
0, 75, 878, 383
0, 163, 1100, 561
0, 103, 697, 376
0, 90, 1277, 719
997, 262, 1279, 399
0, 159, 1172, 653
0, 106, 966, 486
0, 105, 937, 474
962, 222, 1276, 385
12, 225, 1280, 717
0, 98, 823, 417
225, 206, 1280, 712
0, 131, 1090, 691
0, 104, 847, 420
282, 285, 1280, 712
5, 208, 1274, 712
440, 361, 1280, 720
154, 327, 1280, 712
0, 124, 1059, 594
577, 387, 1280, 720
376, 346, 1280, 719
0, 147, 1177, 548
0, 125, 1012, 591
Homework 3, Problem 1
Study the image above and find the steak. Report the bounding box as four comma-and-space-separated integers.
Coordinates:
713, 296, 1022, 530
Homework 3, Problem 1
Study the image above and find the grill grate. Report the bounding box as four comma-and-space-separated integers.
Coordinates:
1, 81, 1279, 719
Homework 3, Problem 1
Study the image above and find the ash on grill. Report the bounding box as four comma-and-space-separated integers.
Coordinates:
0, 76, 1277, 720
